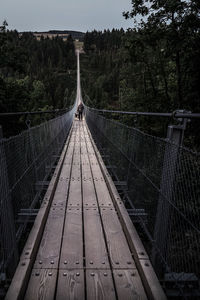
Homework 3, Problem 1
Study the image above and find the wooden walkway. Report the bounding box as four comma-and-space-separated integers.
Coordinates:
6, 119, 166, 300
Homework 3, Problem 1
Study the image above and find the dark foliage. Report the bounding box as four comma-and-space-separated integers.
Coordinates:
0, 23, 76, 136
81, 2, 200, 150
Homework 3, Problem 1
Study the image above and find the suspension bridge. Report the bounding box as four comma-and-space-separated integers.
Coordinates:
1, 51, 199, 299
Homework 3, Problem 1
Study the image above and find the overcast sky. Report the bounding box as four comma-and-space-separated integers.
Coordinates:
0, 0, 134, 32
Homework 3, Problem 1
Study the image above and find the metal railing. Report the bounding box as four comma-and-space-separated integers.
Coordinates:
87, 107, 200, 119
0, 107, 71, 117
0, 107, 75, 280
85, 106, 200, 297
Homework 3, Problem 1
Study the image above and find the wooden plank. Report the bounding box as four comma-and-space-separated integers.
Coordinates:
98, 170, 167, 300
20, 205, 53, 261
138, 259, 167, 300
59, 207, 83, 269
113, 269, 147, 300
51, 177, 70, 207
86, 270, 116, 300
67, 128, 82, 207
24, 269, 57, 300
51, 147, 74, 207
83, 127, 114, 208
101, 180, 150, 260
91, 175, 114, 208
56, 270, 85, 300
67, 177, 82, 207
40, 132, 73, 208
81, 139, 98, 207
84, 208, 110, 269
5, 128, 73, 300
84, 123, 148, 257
86, 122, 167, 300
5, 259, 32, 300
81, 126, 98, 207
82, 163, 97, 208
34, 208, 65, 269
100, 207, 135, 269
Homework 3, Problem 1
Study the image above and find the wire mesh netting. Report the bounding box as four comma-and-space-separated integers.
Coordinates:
85, 107, 200, 296
0, 108, 74, 277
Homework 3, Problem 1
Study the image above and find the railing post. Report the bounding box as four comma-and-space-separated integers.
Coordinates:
151, 111, 190, 277
0, 126, 18, 278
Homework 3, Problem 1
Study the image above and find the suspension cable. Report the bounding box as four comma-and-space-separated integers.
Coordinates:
0, 108, 71, 117
86, 107, 200, 119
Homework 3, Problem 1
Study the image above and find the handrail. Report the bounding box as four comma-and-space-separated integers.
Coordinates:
2, 106, 200, 119
86, 107, 200, 119
0, 108, 71, 117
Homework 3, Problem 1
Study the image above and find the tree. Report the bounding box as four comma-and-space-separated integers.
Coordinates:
123, 0, 200, 108
0, 25, 77, 136
0, 20, 8, 32
30, 80, 46, 109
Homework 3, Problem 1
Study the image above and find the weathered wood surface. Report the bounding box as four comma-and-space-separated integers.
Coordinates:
113, 269, 147, 300
83, 126, 114, 208
59, 207, 83, 269
6, 119, 167, 300
86, 270, 116, 300
34, 208, 65, 269
81, 143, 97, 207
100, 207, 135, 269
56, 270, 85, 300
67, 124, 82, 208
24, 269, 57, 300
83, 208, 110, 269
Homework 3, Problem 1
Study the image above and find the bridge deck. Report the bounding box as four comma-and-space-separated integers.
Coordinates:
6, 119, 166, 300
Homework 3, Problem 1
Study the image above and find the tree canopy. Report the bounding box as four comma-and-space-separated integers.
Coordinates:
81, 2, 200, 149
0, 23, 76, 136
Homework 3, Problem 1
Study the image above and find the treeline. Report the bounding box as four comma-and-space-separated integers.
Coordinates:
0, 21, 77, 136
81, 1, 200, 149
47, 30, 85, 41
82, 29, 125, 109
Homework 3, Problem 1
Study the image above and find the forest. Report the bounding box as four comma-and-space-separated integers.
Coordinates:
0, 21, 77, 136
81, 0, 200, 150
0, 0, 200, 149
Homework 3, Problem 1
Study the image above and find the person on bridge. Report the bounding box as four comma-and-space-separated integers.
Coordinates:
77, 102, 84, 121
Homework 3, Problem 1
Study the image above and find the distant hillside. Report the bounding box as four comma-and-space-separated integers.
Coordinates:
20, 30, 85, 41
46, 30, 85, 41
